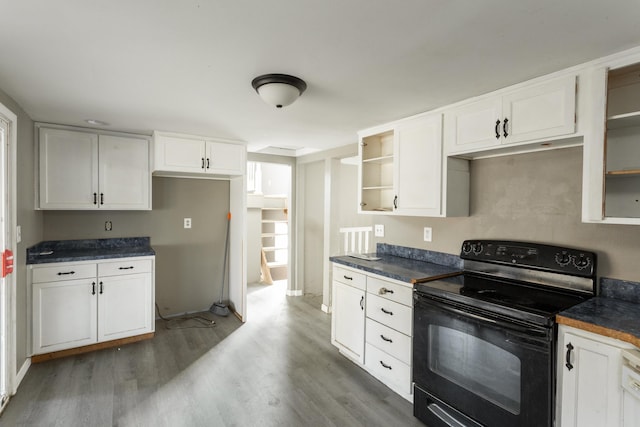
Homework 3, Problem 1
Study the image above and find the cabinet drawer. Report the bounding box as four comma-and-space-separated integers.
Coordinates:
366, 293, 412, 336
367, 276, 412, 306
366, 318, 412, 365
98, 259, 152, 277
32, 263, 96, 283
365, 343, 412, 396
333, 265, 366, 291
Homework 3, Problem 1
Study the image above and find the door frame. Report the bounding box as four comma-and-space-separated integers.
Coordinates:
0, 101, 17, 412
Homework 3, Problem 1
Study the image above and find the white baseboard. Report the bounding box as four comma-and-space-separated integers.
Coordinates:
321, 304, 332, 314
286, 289, 303, 296
14, 357, 31, 393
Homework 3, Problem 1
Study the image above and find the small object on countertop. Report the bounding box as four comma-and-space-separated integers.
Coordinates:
410, 271, 464, 284
39, 250, 54, 256
348, 253, 381, 261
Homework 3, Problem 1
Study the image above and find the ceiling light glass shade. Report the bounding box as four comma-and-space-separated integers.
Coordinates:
251, 74, 307, 108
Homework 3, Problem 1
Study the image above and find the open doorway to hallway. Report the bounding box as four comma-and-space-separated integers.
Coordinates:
246, 161, 291, 297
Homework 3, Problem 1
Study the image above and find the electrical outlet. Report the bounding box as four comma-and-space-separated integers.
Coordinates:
374, 224, 384, 237
105, 221, 112, 231
184, 218, 192, 229
423, 227, 432, 242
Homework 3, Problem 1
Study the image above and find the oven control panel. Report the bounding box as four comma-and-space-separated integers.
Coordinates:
460, 240, 596, 277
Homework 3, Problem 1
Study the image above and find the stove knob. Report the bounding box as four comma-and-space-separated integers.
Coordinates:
555, 252, 571, 266
462, 242, 473, 254
573, 254, 591, 270
472, 242, 483, 254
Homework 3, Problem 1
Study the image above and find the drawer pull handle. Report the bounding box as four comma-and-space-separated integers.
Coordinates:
495, 119, 501, 139
381, 307, 393, 316
378, 287, 394, 295
380, 334, 393, 343
343, 275, 353, 280
100, 193, 104, 205
93, 193, 97, 205
91, 282, 96, 295
360, 296, 364, 311
379, 360, 392, 370
99, 281, 103, 294
565, 343, 574, 371
57, 271, 75, 275
503, 117, 509, 138
118, 266, 135, 270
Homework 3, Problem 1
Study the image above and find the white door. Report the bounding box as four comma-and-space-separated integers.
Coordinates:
154, 135, 206, 173
443, 97, 502, 154
0, 118, 8, 413
206, 141, 244, 175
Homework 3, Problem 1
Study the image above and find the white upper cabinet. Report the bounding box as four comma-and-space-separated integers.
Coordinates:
38, 126, 151, 210
358, 113, 469, 217
583, 59, 640, 225
444, 75, 577, 155
153, 132, 245, 177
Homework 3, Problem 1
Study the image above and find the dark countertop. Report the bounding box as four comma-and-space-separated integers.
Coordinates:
27, 237, 155, 265
557, 277, 640, 348
330, 243, 462, 284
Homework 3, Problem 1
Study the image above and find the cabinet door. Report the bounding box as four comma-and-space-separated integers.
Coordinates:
153, 134, 206, 173
331, 281, 365, 364
97, 273, 153, 342
39, 128, 99, 209
99, 135, 151, 210
502, 75, 576, 145
558, 329, 625, 427
32, 279, 97, 354
395, 115, 443, 216
443, 97, 502, 154
206, 141, 244, 175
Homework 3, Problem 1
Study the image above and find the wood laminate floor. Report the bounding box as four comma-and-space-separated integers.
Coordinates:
0, 282, 422, 427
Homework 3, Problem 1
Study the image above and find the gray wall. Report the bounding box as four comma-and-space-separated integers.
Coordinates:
302, 161, 325, 295
363, 146, 640, 281
0, 88, 43, 379
43, 177, 230, 316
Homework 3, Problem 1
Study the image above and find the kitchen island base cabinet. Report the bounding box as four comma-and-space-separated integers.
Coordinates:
31, 257, 155, 357
557, 324, 636, 427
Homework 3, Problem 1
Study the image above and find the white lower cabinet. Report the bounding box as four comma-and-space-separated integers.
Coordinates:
31, 257, 155, 355
331, 266, 366, 364
557, 324, 636, 427
331, 263, 414, 401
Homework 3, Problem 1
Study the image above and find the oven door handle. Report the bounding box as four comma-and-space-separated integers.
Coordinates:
416, 296, 548, 338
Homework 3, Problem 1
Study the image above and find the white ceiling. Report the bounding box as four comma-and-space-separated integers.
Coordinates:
1, 1, 639, 156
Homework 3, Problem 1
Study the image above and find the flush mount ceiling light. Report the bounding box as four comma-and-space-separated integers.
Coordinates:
85, 119, 109, 126
251, 74, 307, 108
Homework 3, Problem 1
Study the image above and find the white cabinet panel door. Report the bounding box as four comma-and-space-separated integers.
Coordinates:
502, 75, 576, 144
444, 97, 502, 153
154, 135, 206, 173
99, 135, 150, 210
33, 279, 97, 354
331, 281, 365, 364
559, 329, 626, 427
206, 141, 244, 175
98, 273, 153, 342
39, 128, 98, 209
395, 114, 443, 216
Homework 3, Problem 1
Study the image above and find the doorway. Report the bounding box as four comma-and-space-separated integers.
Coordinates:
247, 161, 292, 296
0, 104, 16, 415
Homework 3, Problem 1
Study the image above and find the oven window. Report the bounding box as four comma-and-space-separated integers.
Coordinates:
428, 325, 521, 415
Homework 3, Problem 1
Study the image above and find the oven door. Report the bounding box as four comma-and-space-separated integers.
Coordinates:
413, 293, 553, 427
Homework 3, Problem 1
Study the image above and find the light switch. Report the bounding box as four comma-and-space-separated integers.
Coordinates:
184, 218, 192, 229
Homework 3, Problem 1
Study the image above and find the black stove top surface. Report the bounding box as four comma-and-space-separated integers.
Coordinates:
414, 272, 592, 327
